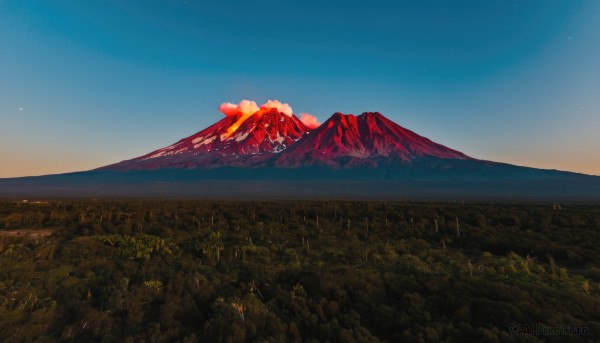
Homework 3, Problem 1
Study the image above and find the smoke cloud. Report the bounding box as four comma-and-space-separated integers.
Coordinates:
219, 99, 319, 137
219, 99, 294, 118
219, 100, 260, 117
299, 113, 321, 129
260, 99, 293, 117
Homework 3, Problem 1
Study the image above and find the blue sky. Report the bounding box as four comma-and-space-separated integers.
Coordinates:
1, 0, 599, 177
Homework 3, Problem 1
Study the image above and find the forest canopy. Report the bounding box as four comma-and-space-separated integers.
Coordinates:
0, 200, 598, 342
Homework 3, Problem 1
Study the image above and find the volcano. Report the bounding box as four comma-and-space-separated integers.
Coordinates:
275, 112, 471, 168
95, 107, 598, 186
102, 110, 475, 171
102, 107, 311, 170
3, 101, 599, 200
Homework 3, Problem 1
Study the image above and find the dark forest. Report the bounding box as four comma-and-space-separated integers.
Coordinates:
0, 200, 598, 342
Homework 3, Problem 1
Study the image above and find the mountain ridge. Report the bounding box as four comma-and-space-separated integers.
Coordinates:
101, 110, 479, 171
274, 111, 472, 168
2, 106, 599, 200
101, 108, 311, 170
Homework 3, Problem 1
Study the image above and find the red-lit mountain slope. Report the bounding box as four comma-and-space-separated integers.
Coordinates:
274, 112, 472, 168
101, 108, 311, 170
10, 108, 599, 200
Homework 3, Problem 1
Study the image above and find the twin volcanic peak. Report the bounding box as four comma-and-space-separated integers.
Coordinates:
275, 111, 470, 168
100, 100, 471, 170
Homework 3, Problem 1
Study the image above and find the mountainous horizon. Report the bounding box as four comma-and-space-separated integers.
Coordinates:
97, 100, 593, 178
100, 99, 480, 173
2, 99, 599, 200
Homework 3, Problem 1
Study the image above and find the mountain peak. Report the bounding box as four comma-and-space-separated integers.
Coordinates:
100, 106, 472, 171
100, 108, 311, 170
330, 112, 389, 123
360, 111, 383, 117
274, 111, 471, 168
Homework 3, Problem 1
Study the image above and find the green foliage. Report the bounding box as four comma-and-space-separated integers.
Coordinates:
0, 200, 598, 342
98, 233, 177, 261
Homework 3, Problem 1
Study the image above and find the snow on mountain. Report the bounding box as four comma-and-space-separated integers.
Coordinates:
101, 107, 311, 170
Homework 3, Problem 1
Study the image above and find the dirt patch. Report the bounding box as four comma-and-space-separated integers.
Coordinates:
0, 229, 55, 238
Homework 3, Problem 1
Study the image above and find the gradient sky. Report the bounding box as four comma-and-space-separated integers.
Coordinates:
1, 0, 599, 177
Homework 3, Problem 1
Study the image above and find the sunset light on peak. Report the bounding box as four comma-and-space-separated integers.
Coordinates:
219, 100, 259, 118
219, 99, 293, 119
219, 99, 304, 138
260, 100, 293, 117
